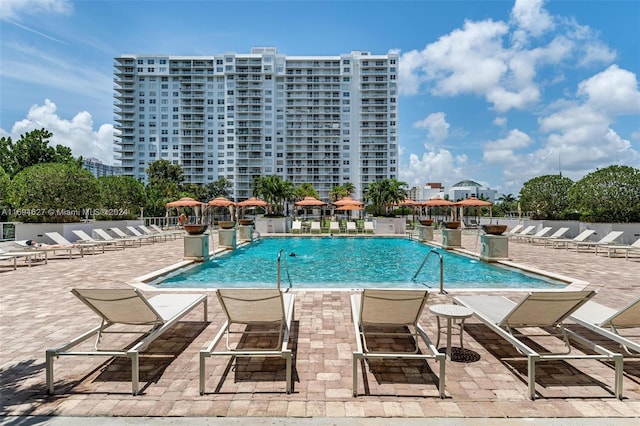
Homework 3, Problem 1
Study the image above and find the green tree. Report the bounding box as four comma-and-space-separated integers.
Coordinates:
519, 175, 574, 220
0, 129, 81, 177
145, 160, 185, 217
252, 175, 295, 215
8, 163, 100, 222
329, 183, 356, 202
204, 177, 233, 200
363, 178, 408, 216
146, 159, 184, 186
0, 166, 9, 220
97, 176, 146, 220
568, 165, 640, 223
294, 182, 319, 200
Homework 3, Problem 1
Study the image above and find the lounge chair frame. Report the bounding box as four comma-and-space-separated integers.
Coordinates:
351, 289, 446, 398
45, 288, 207, 395
454, 291, 623, 400
570, 296, 640, 355
199, 289, 295, 394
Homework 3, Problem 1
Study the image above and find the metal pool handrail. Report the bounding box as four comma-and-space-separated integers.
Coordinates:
277, 249, 293, 290
412, 248, 446, 294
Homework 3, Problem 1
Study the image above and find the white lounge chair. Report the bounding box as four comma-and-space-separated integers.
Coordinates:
139, 224, 174, 241
508, 225, 535, 240
505, 224, 524, 236
291, 220, 302, 234
310, 221, 321, 234
150, 224, 183, 238
568, 231, 624, 253
0, 247, 47, 270
72, 230, 122, 251
126, 226, 161, 243
454, 291, 623, 400
46, 288, 207, 395
363, 221, 374, 234
329, 221, 340, 234
199, 289, 295, 394
517, 226, 552, 243
549, 229, 596, 249
94, 228, 141, 248
351, 289, 446, 398
530, 227, 570, 246
346, 222, 357, 234
595, 237, 640, 259
112, 227, 154, 244
15, 239, 83, 259
569, 296, 640, 355
44, 232, 99, 256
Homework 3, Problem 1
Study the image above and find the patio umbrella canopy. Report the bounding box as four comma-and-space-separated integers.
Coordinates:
236, 197, 268, 207
165, 197, 205, 208
455, 196, 494, 224
422, 198, 455, 221
295, 196, 327, 207
208, 197, 236, 207
332, 196, 364, 207
207, 197, 236, 222
236, 197, 268, 218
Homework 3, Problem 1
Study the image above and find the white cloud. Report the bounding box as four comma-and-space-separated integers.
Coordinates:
414, 112, 450, 143
483, 129, 532, 164
1, 99, 114, 164
398, 0, 618, 113
400, 149, 469, 188
0, 0, 73, 22
510, 0, 554, 44
577, 65, 640, 115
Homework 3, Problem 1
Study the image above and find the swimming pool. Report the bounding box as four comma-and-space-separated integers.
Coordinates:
158, 237, 565, 290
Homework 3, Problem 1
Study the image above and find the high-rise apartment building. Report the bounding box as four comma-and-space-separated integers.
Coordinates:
114, 48, 398, 200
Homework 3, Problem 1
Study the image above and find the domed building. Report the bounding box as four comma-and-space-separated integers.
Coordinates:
447, 180, 496, 202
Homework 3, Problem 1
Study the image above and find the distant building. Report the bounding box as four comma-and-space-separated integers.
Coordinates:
113, 47, 399, 201
447, 180, 496, 202
83, 158, 120, 178
408, 182, 445, 201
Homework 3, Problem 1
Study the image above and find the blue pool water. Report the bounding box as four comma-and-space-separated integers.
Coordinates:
158, 237, 564, 290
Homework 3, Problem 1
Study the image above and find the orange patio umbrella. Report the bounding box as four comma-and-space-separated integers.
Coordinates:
422, 197, 455, 221
332, 196, 364, 207
295, 196, 326, 206
236, 197, 269, 218
208, 196, 236, 207
455, 196, 493, 224
165, 197, 205, 207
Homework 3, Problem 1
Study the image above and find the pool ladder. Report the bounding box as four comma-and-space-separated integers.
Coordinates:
412, 249, 446, 294
277, 249, 293, 290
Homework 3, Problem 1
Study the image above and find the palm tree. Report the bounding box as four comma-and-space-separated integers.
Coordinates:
363, 178, 408, 216
329, 183, 356, 202
294, 182, 319, 200
252, 175, 296, 216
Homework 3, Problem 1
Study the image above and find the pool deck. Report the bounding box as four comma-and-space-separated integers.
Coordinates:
1, 230, 639, 421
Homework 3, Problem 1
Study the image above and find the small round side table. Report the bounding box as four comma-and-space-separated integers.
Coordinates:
429, 304, 474, 359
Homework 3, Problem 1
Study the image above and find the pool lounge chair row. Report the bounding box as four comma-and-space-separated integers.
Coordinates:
506, 225, 637, 259
45, 288, 639, 400
291, 220, 375, 234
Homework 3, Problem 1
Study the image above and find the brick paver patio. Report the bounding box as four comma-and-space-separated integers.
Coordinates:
1, 230, 639, 419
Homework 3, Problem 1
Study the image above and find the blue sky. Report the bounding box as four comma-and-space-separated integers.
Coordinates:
1, 0, 639, 196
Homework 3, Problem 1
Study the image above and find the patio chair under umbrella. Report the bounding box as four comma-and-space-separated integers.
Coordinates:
165, 197, 206, 223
